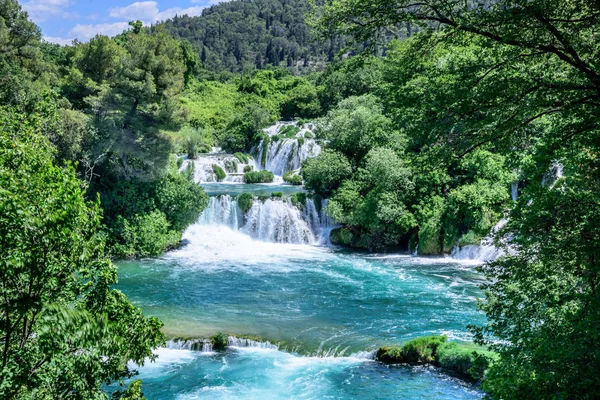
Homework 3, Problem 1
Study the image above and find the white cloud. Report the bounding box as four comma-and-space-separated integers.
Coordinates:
108, 2, 205, 25
191, 0, 230, 4
108, 1, 159, 22
69, 22, 131, 41
22, 0, 77, 23
156, 6, 205, 21
43, 36, 75, 46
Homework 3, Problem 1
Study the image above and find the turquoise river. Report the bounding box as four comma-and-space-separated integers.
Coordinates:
116, 183, 487, 399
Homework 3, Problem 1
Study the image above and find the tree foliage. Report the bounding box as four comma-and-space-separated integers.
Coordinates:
0, 106, 163, 398
317, 0, 600, 397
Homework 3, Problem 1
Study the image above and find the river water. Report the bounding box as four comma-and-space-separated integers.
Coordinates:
116, 184, 486, 399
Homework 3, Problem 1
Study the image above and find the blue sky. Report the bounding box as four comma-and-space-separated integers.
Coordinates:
18, 0, 226, 45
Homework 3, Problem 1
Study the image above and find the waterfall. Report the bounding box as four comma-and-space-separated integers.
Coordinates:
180, 154, 255, 184
451, 219, 508, 262
200, 195, 242, 229
242, 198, 315, 244
253, 122, 321, 176
542, 161, 564, 188
166, 339, 214, 352
511, 182, 519, 201
227, 336, 279, 350
198, 195, 331, 245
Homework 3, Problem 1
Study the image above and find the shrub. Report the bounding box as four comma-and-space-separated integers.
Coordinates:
244, 165, 253, 173
212, 164, 226, 181
238, 193, 254, 212
375, 336, 494, 381
234, 152, 250, 164
297, 137, 305, 147
260, 136, 271, 168
330, 227, 358, 246
154, 172, 208, 232
211, 333, 228, 350
458, 230, 482, 247
224, 159, 238, 173
244, 170, 274, 183
271, 192, 283, 198
301, 149, 352, 197
290, 192, 307, 208
304, 131, 314, 139
279, 124, 300, 137
283, 170, 303, 185
113, 211, 181, 258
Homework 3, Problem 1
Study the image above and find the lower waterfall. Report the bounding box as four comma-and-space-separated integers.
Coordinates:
198, 194, 331, 245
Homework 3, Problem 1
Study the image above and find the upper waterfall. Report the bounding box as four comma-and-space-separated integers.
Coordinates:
254, 122, 321, 176
179, 121, 320, 184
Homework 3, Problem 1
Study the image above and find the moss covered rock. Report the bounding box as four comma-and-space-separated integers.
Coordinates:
375, 335, 495, 381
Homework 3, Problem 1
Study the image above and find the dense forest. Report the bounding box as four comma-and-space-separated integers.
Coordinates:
157, 0, 345, 74
1, 0, 599, 398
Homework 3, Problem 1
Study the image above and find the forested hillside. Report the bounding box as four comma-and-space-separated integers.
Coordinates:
157, 0, 344, 73
1, 0, 599, 398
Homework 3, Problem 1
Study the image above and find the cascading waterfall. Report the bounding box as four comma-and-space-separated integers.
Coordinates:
451, 218, 508, 262
198, 194, 329, 245
200, 195, 242, 229
254, 122, 321, 176
180, 154, 255, 184
242, 198, 315, 244
453, 161, 566, 261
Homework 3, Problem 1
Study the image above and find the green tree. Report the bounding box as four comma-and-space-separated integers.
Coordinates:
318, 0, 600, 397
317, 94, 399, 164
0, 107, 163, 398
301, 149, 353, 197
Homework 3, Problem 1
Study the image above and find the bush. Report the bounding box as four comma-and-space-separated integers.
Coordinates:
271, 192, 283, 198
304, 131, 314, 139
211, 333, 228, 350
212, 164, 226, 181
260, 135, 271, 168
283, 170, 303, 185
238, 192, 254, 212
113, 211, 181, 258
330, 227, 358, 246
234, 152, 250, 164
244, 170, 274, 183
244, 165, 253, 173
279, 124, 300, 137
290, 192, 307, 208
154, 172, 208, 232
224, 159, 238, 173
297, 137, 305, 147
301, 149, 352, 197
458, 230, 482, 247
